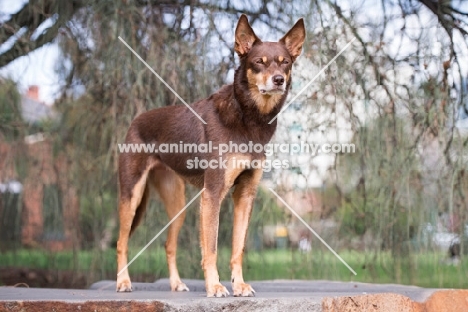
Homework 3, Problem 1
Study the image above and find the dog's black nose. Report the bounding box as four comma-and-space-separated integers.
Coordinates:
273, 75, 284, 86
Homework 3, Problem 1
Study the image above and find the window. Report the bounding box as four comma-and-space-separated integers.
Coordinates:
0, 181, 23, 248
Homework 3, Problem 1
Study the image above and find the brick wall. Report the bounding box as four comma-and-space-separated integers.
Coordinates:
0, 139, 79, 251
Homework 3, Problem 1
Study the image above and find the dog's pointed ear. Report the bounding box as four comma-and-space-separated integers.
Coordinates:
280, 18, 306, 62
235, 14, 261, 57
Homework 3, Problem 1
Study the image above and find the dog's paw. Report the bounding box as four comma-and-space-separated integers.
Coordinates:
116, 279, 133, 292
206, 283, 230, 297
232, 282, 255, 297
171, 281, 189, 292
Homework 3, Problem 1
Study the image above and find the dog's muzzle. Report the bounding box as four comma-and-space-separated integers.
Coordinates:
259, 75, 286, 95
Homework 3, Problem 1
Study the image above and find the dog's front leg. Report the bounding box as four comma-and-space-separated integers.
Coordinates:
230, 168, 263, 297
200, 184, 230, 297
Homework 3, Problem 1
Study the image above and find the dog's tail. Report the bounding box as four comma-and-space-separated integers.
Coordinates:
129, 185, 149, 237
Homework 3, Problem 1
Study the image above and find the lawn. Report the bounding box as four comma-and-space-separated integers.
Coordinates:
0, 247, 467, 289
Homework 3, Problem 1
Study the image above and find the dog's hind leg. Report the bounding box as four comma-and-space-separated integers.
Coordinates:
116, 162, 152, 292
151, 168, 189, 292
230, 168, 263, 297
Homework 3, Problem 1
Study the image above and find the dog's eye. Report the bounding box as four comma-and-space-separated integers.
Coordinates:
281, 59, 290, 65
256, 59, 264, 64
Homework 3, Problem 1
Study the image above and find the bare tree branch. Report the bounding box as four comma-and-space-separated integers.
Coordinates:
0, 0, 84, 68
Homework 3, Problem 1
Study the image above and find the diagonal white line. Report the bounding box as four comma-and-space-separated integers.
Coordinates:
118, 36, 207, 124
268, 37, 356, 124
117, 188, 205, 276
268, 188, 357, 276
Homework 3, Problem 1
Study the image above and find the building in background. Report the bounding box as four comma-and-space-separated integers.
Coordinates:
0, 86, 79, 251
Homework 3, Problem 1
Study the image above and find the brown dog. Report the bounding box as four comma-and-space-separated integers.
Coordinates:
116, 14, 305, 297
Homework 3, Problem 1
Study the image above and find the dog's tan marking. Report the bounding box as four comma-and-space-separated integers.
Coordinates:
246, 69, 258, 85
278, 55, 284, 63
200, 188, 230, 297
262, 56, 267, 63
230, 167, 263, 296
150, 168, 189, 292
200, 154, 251, 297
249, 86, 282, 114
130, 169, 151, 210
117, 163, 154, 292
224, 154, 251, 187
246, 69, 283, 114
262, 73, 268, 85
116, 198, 134, 292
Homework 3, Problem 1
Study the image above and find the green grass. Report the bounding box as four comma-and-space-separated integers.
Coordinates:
1, 247, 467, 289
245, 249, 468, 289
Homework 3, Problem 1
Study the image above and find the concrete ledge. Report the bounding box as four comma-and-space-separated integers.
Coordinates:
0, 279, 466, 311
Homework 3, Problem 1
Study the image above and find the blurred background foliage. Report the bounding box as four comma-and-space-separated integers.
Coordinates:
1, 0, 468, 289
